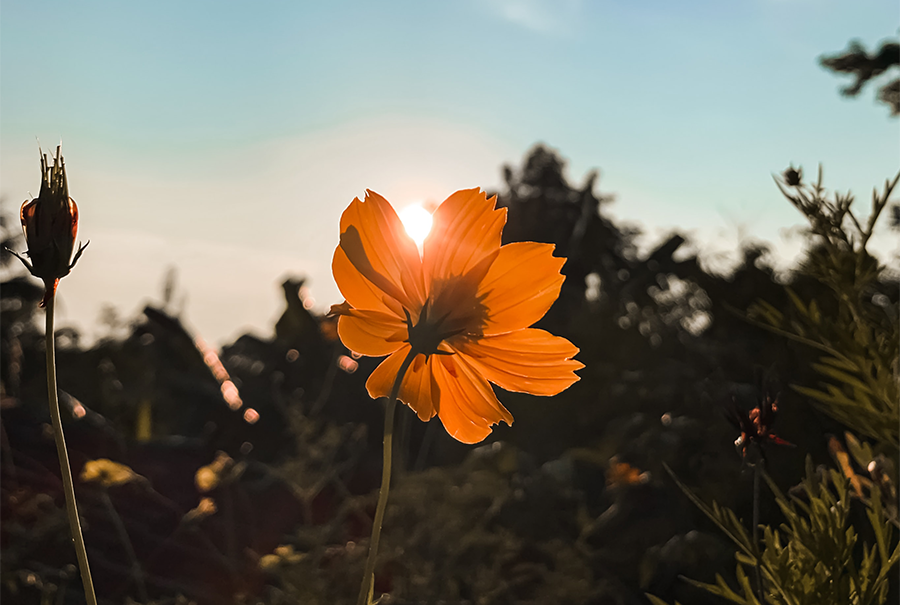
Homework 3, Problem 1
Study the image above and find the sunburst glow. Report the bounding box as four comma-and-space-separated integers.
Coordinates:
398, 203, 433, 247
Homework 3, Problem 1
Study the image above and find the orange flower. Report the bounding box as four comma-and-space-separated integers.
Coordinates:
331, 188, 582, 443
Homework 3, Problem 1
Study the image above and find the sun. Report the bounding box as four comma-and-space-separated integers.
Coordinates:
398, 203, 434, 247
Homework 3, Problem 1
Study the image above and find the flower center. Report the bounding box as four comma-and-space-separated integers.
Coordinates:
404, 275, 488, 356
404, 303, 460, 357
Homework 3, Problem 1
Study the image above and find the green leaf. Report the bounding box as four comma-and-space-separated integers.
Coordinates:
750, 300, 785, 325
810, 363, 874, 395
808, 298, 821, 324
644, 594, 679, 605
664, 464, 755, 558
867, 485, 889, 566
819, 355, 860, 373
843, 432, 873, 469
735, 564, 762, 605
682, 574, 750, 605
786, 287, 808, 316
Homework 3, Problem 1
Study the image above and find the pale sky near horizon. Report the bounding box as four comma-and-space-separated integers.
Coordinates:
2, 0, 898, 346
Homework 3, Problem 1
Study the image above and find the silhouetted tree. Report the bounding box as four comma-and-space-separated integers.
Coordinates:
820, 38, 900, 115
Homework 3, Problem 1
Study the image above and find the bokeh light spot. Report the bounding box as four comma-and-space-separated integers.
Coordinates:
243, 408, 260, 424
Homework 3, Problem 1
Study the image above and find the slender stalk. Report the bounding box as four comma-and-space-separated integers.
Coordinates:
100, 490, 148, 603
356, 348, 418, 605
45, 292, 98, 605
413, 420, 438, 472
752, 463, 764, 604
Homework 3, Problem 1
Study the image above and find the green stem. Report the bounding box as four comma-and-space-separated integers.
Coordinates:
45, 292, 97, 605
357, 348, 418, 605
100, 490, 148, 603
752, 463, 763, 604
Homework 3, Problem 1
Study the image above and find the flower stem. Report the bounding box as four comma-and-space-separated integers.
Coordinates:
45, 292, 97, 605
357, 348, 418, 605
100, 489, 148, 603
752, 463, 763, 604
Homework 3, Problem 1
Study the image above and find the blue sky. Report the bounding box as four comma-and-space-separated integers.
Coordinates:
2, 0, 898, 344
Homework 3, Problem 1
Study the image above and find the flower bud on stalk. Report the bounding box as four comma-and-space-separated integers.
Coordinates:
12, 146, 88, 306
11, 145, 98, 604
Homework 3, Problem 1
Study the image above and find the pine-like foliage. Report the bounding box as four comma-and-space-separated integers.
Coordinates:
663, 460, 897, 605
750, 167, 899, 450
655, 167, 900, 605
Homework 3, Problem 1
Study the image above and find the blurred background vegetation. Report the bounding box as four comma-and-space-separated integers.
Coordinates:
1, 32, 898, 605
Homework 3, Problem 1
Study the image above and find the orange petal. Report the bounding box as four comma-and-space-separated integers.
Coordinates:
478, 242, 565, 335
432, 354, 512, 444
339, 192, 425, 310
366, 346, 409, 399
68, 197, 79, 242
423, 189, 506, 284
452, 329, 583, 396
366, 346, 439, 421
332, 246, 394, 315
337, 311, 407, 357
20, 199, 37, 240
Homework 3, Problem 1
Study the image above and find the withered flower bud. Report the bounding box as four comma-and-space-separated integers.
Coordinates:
11, 146, 88, 306
726, 394, 793, 464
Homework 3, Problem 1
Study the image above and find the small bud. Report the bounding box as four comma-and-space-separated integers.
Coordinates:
11, 146, 88, 306
782, 165, 803, 187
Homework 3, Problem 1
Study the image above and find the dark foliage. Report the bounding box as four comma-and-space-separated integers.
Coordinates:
1, 146, 896, 604
820, 38, 900, 115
